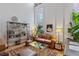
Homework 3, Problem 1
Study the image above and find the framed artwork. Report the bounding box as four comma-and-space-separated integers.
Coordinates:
46, 24, 53, 32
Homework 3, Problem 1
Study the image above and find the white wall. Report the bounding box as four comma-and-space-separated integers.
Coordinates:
44, 4, 56, 35
0, 3, 34, 40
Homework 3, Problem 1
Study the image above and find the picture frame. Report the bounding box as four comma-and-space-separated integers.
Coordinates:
46, 24, 53, 32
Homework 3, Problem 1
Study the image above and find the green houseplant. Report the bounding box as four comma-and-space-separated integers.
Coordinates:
68, 11, 79, 42
36, 25, 44, 36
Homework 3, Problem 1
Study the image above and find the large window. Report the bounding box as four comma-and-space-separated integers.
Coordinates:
35, 5, 44, 26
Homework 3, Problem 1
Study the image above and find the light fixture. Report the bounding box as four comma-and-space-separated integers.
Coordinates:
34, 3, 42, 7
56, 28, 63, 41
56, 28, 62, 33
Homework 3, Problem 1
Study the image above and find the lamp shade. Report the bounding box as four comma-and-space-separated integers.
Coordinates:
56, 28, 63, 33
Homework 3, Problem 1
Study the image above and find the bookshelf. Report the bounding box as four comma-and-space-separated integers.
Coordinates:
7, 21, 30, 47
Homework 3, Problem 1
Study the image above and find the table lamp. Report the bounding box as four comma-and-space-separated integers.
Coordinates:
56, 28, 63, 41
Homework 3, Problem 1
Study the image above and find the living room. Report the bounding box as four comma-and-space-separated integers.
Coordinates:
0, 3, 79, 56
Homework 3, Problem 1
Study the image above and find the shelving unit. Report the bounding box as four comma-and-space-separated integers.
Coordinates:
7, 21, 30, 47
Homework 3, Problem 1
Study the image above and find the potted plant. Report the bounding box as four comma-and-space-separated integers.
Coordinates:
68, 11, 79, 42
36, 25, 44, 36
55, 41, 64, 51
